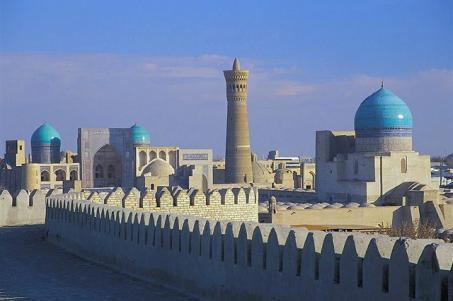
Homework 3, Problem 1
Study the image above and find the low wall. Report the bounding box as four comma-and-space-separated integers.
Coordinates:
83, 186, 258, 222
266, 201, 453, 229
46, 196, 453, 301
270, 205, 401, 229
0, 189, 47, 226
258, 188, 316, 203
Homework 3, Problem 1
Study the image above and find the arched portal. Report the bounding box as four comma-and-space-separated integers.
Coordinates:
93, 144, 122, 187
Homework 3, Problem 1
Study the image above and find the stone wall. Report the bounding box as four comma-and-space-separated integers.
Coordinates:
82, 186, 258, 222
45, 198, 453, 301
258, 188, 317, 203
262, 199, 453, 230
0, 189, 58, 226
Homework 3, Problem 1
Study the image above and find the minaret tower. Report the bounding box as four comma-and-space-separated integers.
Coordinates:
223, 58, 253, 183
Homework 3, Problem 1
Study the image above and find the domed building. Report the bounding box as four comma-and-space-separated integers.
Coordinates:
78, 125, 213, 190
31, 122, 61, 163
316, 85, 435, 205
0, 123, 80, 192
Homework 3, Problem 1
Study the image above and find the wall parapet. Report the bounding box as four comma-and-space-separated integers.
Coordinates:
82, 186, 258, 222
45, 198, 453, 301
258, 187, 316, 203
0, 189, 47, 226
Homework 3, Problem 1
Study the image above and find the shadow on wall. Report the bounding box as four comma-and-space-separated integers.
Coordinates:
391, 201, 445, 229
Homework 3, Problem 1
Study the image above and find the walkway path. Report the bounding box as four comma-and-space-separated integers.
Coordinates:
0, 225, 199, 301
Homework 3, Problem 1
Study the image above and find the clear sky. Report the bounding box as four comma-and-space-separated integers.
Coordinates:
1, 0, 452, 158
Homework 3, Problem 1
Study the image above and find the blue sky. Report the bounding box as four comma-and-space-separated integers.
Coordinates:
1, 0, 452, 157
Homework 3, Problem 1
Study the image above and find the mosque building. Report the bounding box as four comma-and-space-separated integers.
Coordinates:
316, 85, 437, 204
0, 123, 79, 191
0, 122, 213, 192
78, 125, 213, 192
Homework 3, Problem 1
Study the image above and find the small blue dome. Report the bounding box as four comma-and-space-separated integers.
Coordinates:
130, 124, 150, 144
354, 88, 413, 137
31, 122, 61, 146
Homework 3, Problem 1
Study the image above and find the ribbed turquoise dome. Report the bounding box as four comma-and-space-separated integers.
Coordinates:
354, 87, 413, 137
130, 124, 150, 144
31, 122, 61, 146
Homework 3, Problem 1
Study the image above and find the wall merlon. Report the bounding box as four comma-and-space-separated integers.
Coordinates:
0, 189, 46, 226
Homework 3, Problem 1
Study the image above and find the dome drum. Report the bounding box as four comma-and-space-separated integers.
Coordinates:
355, 127, 412, 138
355, 136, 413, 153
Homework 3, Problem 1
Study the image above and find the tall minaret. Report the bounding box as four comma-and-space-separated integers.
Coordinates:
223, 58, 253, 183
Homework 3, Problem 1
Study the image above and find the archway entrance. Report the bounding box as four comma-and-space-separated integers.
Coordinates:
93, 144, 122, 187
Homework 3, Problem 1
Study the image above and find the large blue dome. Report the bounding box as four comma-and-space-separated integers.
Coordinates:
31, 122, 61, 146
130, 124, 150, 145
354, 87, 413, 137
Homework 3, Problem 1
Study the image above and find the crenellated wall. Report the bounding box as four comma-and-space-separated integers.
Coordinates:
82, 186, 258, 222
0, 188, 62, 226
45, 197, 453, 301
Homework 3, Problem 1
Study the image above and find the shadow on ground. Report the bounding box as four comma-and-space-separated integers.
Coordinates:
0, 225, 199, 301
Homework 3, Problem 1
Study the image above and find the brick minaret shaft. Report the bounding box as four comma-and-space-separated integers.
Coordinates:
224, 58, 253, 183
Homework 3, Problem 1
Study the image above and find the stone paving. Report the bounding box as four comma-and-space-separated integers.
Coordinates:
0, 225, 200, 301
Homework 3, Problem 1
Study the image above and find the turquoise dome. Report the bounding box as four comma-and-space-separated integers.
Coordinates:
354, 87, 413, 137
31, 122, 61, 146
130, 124, 150, 144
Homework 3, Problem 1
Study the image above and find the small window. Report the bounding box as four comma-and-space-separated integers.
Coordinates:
41, 170, 50, 181
107, 165, 115, 179
55, 169, 66, 181
401, 157, 407, 174
70, 170, 78, 181
354, 160, 359, 175
139, 151, 147, 168
95, 164, 104, 178
159, 151, 166, 160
